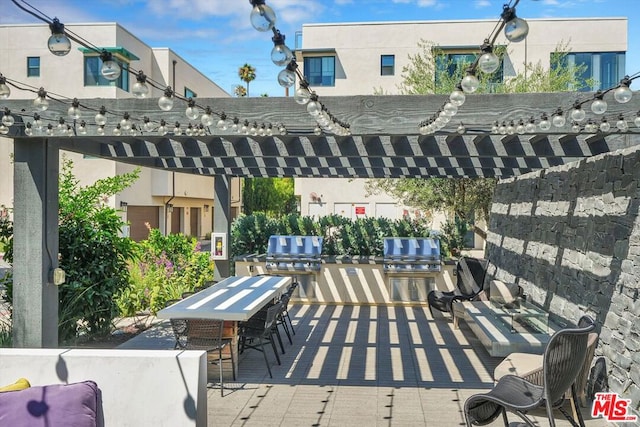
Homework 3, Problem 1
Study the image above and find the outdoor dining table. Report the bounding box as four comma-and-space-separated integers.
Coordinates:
156, 275, 293, 378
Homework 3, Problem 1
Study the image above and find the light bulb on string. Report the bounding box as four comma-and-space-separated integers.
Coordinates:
599, 117, 610, 133
551, 108, 566, 128
271, 29, 293, 67
313, 125, 322, 136
129, 124, 138, 137
97, 125, 105, 136
491, 121, 499, 134
173, 122, 182, 135
158, 87, 175, 111
307, 94, 321, 117
45, 124, 54, 136
525, 117, 536, 133
47, 18, 71, 56
113, 124, 122, 136
78, 120, 87, 135
185, 98, 200, 120
24, 123, 33, 136
449, 84, 466, 107
231, 117, 240, 133
585, 119, 597, 133
461, 68, 480, 93
538, 113, 551, 131
478, 40, 500, 74
249, 0, 277, 32
0, 75, 11, 99
157, 120, 168, 135
95, 106, 108, 126
456, 123, 466, 135
33, 114, 42, 130
506, 121, 516, 135
571, 122, 581, 133
120, 112, 132, 130
634, 112, 640, 128
616, 114, 629, 132
100, 50, 121, 81
613, 76, 633, 104
132, 71, 150, 98
201, 107, 214, 127
498, 121, 507, 135
67, 98, 81, 120
294, 82, 312, 105
0, 124, 10, 135
33, 87, 49, 111
216, 112, 228, 131
501, 4, 529, 43
443, 102, 458, 117
57, 118, 66, 135
143, 117, 155, 133
66, 125, 74, 137
570, 101, 586, 122
278, 60, 298, 88
2, 108, 14, 127
516, 119, 526, 135
590, 91, 607, 114
241, 120, 249, 135
250, 122, 258, 136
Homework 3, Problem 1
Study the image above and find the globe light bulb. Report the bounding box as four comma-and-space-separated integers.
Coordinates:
502, 6, 529, 43
157, 121, 168, 135
95, 107, 108, 126
278, 68, 296, 88
613, 76, 633, 104
634, 113, 640, 128
516, 120, 526, 135
0, 124, 9, 135
33, 88, 50, 111
591, 98, 607, 115
506, 121, 515, 135
498, 122, 507, 135
97, 125, 105, 136
0, 76, 10, 99
599, 118, 610, 133
294, 86, 312, 105
551, 110, 566, 128
2, 111, 14, 127
33, 115, 42, 130
132, 81, 149, 98
478, 41, 500, 74
491, 121, 499, 134
47, 19, 71, 56
232, 118, 240, 133
158, 88, 174, 111
307, 100, 321, 116
113, 125, 122, 136
571, 122, 581, 133
616, 115, 629, 132
443, 102, 458, 117
456, 123, 466, 134
216, 113, 228, 131
25, 123, 33, 136
271, 30, 294, 67
570, 105, 586, 122
449, 87, 466, 107
173, 123, 182, 135
185, 102, 200, 120
120, 113, 132, 130
67, 106, 80, 120
461, 70, 480, 93
201, 108, 214, 127
314, 125, 322, 136
250, 1, 277, 32
143, 117, 155, 133
100, 52, 121, 81
538, 114, 551, 131
525, 118, 536, 133
78, 121, 87, 135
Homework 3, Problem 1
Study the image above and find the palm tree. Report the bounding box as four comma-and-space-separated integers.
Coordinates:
234, 85, 247, 97
238, 63, 256, 97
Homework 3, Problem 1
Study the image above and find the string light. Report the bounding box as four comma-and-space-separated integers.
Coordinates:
185, 98, 199, 120
270, 29, 293, 67
613, 76, 633, 104
0, 75, 10, 99
99, 50, 121, 81
67, 98, 81, 119
47, 18, 71, 56
590, 91, 608, 115
249, 0, 276, 32
501, 3, 529, 43
2, 109, 15, 127
158, 87, 175, 111
477, 40, 500, 74
33, 87, 49, 111
132, 71, 150, 98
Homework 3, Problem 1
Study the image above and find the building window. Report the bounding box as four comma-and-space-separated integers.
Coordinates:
84, 56, 129, 91
435, 51, 503, 90
381, 55, 395, 76
303, 56, 335, 86
27, 56, 40, 77
184, 87, 197, 98
554, 52, 625, 91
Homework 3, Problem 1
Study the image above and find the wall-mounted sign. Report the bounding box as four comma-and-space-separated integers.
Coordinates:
355, 206, 366, 215
211, 232, 228, 260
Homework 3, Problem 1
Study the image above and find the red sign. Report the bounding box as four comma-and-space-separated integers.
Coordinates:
355, 206, 366, 215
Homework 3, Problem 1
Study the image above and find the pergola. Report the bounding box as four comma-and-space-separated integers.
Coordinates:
3, 92, 640, 346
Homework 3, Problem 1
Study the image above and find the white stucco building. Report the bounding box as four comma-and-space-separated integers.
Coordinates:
0, 22, 238, 241
294, 17, 628, 245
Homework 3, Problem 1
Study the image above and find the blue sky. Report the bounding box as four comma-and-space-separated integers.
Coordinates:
3, 0, 637, 97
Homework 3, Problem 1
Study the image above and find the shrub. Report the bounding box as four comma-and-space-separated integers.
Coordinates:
115, 227, 214, 316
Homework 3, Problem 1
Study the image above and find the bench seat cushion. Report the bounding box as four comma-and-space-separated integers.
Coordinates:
0, 380, 100, 427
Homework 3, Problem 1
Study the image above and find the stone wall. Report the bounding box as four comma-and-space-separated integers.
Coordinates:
486, 145, 640, 411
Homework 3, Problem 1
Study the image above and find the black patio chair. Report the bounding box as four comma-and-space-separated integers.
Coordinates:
464, 316, 596, 427
427, 256, 488, 317
165, 299, 187, 350
238, 302, 282, 378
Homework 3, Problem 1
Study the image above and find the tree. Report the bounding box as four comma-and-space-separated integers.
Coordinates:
2, 157, 140, 343
242, 178, 297, 217
368, 40, 590, 236
238, 63, 256, 97
234, 84, 247, 97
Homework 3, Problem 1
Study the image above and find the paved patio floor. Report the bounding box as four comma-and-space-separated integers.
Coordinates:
121, 303, 609, 426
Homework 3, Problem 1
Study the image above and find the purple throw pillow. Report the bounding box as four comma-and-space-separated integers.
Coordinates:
0, 380, 100, 427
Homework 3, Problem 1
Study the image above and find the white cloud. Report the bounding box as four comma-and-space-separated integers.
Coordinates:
474, 0, 491, 7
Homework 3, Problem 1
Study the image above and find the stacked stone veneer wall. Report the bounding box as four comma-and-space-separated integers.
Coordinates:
486, 145, 640, 412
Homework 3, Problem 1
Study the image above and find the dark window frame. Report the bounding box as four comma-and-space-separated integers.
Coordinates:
381, 55, 395, 76
27, 56, 40, 77
184, 87, 197, 98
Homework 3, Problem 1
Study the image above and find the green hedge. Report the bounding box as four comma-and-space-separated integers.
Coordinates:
230, 213, 438, 258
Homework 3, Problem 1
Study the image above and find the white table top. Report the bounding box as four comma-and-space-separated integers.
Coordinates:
156, 275, 292, 322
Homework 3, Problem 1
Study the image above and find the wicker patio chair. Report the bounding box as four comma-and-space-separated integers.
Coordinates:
186, 318, 235, 397
464, 316, 596, 427
238, 302, 282, 378
164, 299, 187, 350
